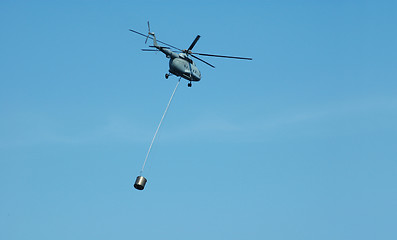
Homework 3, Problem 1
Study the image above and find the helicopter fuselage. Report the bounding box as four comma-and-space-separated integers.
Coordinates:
158, 47, 201, 82
169, 55, 201, 82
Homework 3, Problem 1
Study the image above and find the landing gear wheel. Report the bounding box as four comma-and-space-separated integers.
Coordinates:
188, 82, 192, 87
165, 73, 169, 79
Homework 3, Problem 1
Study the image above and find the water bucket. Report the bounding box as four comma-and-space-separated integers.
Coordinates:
134, 176, 147, 190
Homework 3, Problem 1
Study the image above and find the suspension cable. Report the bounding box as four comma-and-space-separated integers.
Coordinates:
140, 78, 181, 175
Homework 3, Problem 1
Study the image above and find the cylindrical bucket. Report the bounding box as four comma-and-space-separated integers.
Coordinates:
134, 176, 147, 190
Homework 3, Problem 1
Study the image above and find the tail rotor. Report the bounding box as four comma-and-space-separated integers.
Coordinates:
145, 21, 152, 44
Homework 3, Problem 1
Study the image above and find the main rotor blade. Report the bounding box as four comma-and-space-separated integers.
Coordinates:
129, 29, 148, 38
148, 46, 170, 49
151, 39, 182, 51
187, 35, 201, 51
142, 47, 179, 52
191, 55, 215, 68
129, 29, 183, 51
192, 52, 253, 60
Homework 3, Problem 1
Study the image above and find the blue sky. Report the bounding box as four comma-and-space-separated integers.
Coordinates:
1, 0, 396, 239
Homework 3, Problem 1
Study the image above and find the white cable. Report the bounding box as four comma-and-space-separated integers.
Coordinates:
140, 79, 181, 174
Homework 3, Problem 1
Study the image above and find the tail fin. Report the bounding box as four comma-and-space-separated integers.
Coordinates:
149, 32, 159, 47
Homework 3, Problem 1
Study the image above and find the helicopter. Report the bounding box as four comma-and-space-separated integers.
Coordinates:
129, 22, 252, 87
